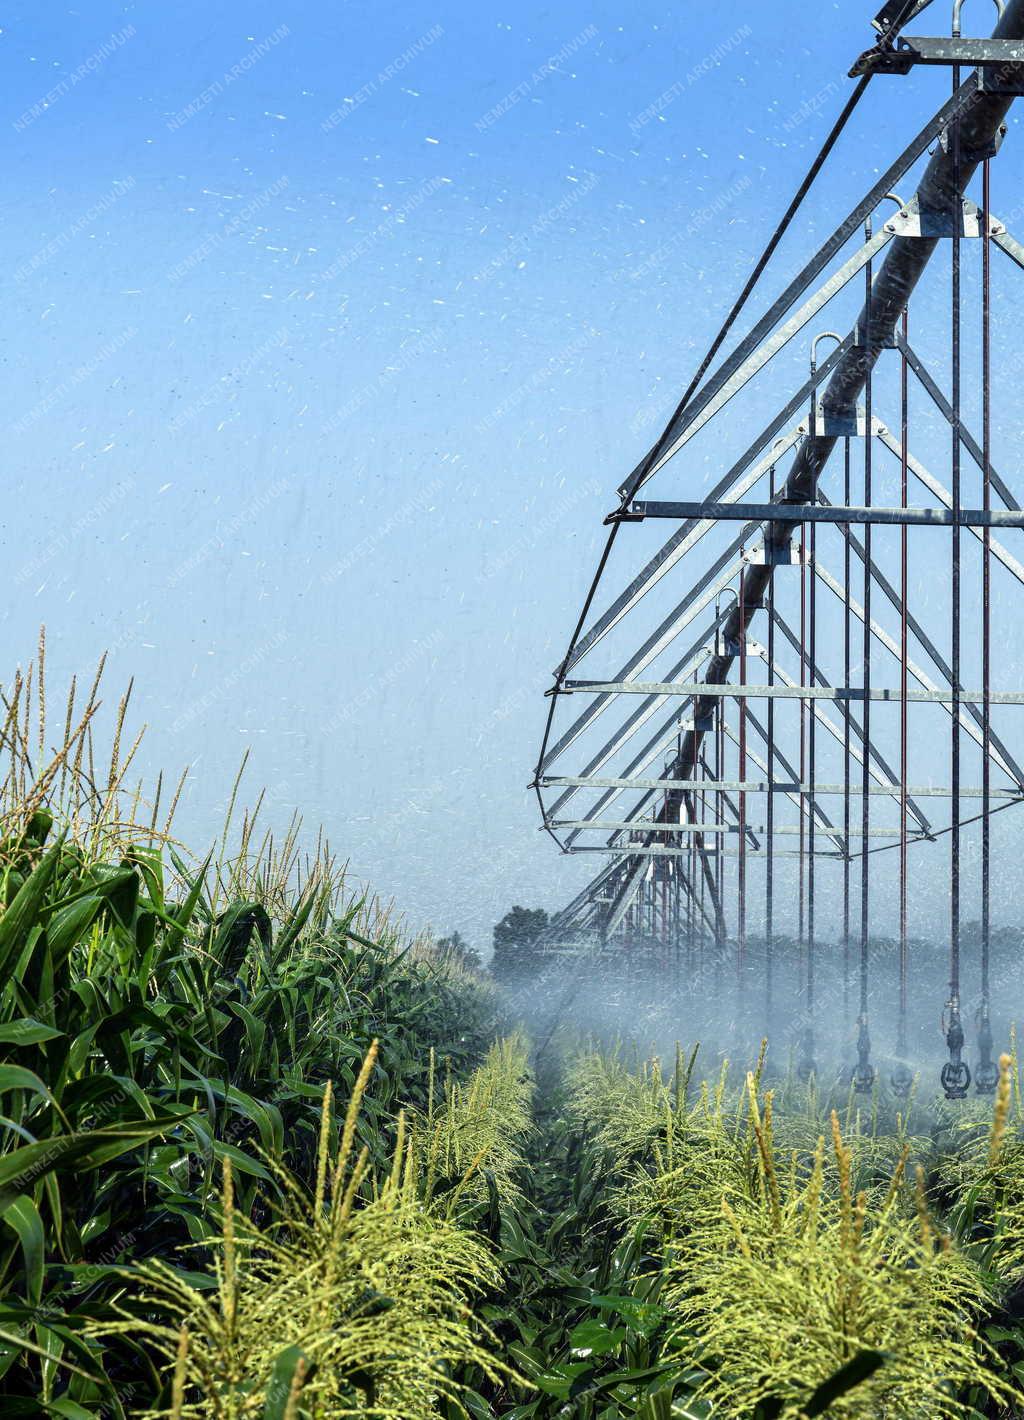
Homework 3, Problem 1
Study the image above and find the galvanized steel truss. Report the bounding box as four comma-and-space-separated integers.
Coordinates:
534, 0, 1024, 1096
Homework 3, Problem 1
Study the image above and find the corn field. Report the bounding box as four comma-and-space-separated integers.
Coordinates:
5, 645, 1024, 1418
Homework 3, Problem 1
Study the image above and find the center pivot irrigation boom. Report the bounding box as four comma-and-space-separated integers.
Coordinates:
533, 0, 1024, 1097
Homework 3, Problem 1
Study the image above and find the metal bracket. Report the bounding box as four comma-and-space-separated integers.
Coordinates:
882, 195, 1006, 238
937, 119, 1007, 161
798, 406, 891, 437
603, 504, 644, 525
746, 542, 805, 566
851, 34, 1024, 77
680, 713, 715, 733
714, 634, 764, 656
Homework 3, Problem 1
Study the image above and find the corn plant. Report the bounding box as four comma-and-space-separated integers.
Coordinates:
91, 1045, 511, 1418
561, 1039, 1023, 1417
420, 1033, 534, 1212
0, 647, 499, 1413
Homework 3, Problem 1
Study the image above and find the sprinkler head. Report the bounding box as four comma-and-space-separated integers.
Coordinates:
941, 1059, 971, 1100
943, 1009, 969, 1098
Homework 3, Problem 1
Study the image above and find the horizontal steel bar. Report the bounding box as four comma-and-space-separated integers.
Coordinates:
538, 775, 1024, 798
554, 819, 931, 837
626, 501, 1024, 527
901, 35, 1024, 61
554, 820, 758, 835
564, 681, 1024, 704
567, 424, 805, 673
568, 844, 843, 859
851, 34, 1024, 74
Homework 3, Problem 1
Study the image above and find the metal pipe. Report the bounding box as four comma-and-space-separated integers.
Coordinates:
977, 154, 997, 1091
739, 562, 748, 1005
944, 44, 971, 1100
856, 220, 876, 1092
766, 458, 776, 1032
892, 306, 914, 1098
844, 438, 852, 1020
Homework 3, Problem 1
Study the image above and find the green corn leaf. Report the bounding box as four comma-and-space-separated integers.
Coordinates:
0, 1064, 67, 1126
45, 895, 105, 964
532, 1361, 594, 1399
273, 876, 319, 959
0, 1113, 192, 1209
209, 1138, 275, 1182
165, 852, 212, 951
226, 1000, 266, 1068
23, 809, 54, 848
590, 1293, 668, 1338
262, 1344, 314, 1418
0, 1018, 63, 1046
1, 1194, 45, 1306
222, 1082, 284, 1157
568, 1319, 627, 1358
211, 902, 272, 979
126, 846, 165, 912
87, 865, 139, 930
0, 841, 62, 987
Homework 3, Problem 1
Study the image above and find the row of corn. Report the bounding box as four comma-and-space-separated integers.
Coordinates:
562, 1039, 1024, 1417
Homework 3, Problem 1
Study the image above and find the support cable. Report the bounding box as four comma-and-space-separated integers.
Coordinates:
849, 792, 1024, 859
622, 76, 873, 507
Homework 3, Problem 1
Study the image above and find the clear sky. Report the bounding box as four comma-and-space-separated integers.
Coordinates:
6, 1, 1024, 954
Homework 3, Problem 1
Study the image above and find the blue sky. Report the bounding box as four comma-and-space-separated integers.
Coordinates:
6, 1, 1024, 952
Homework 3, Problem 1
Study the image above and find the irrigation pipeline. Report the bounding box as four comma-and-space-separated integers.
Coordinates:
535, 0, 1024, 1093
597, 0, 1024, 1074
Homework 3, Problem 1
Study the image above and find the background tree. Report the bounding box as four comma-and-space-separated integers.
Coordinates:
490, 906, 549, 984
434, 929, 483, 974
